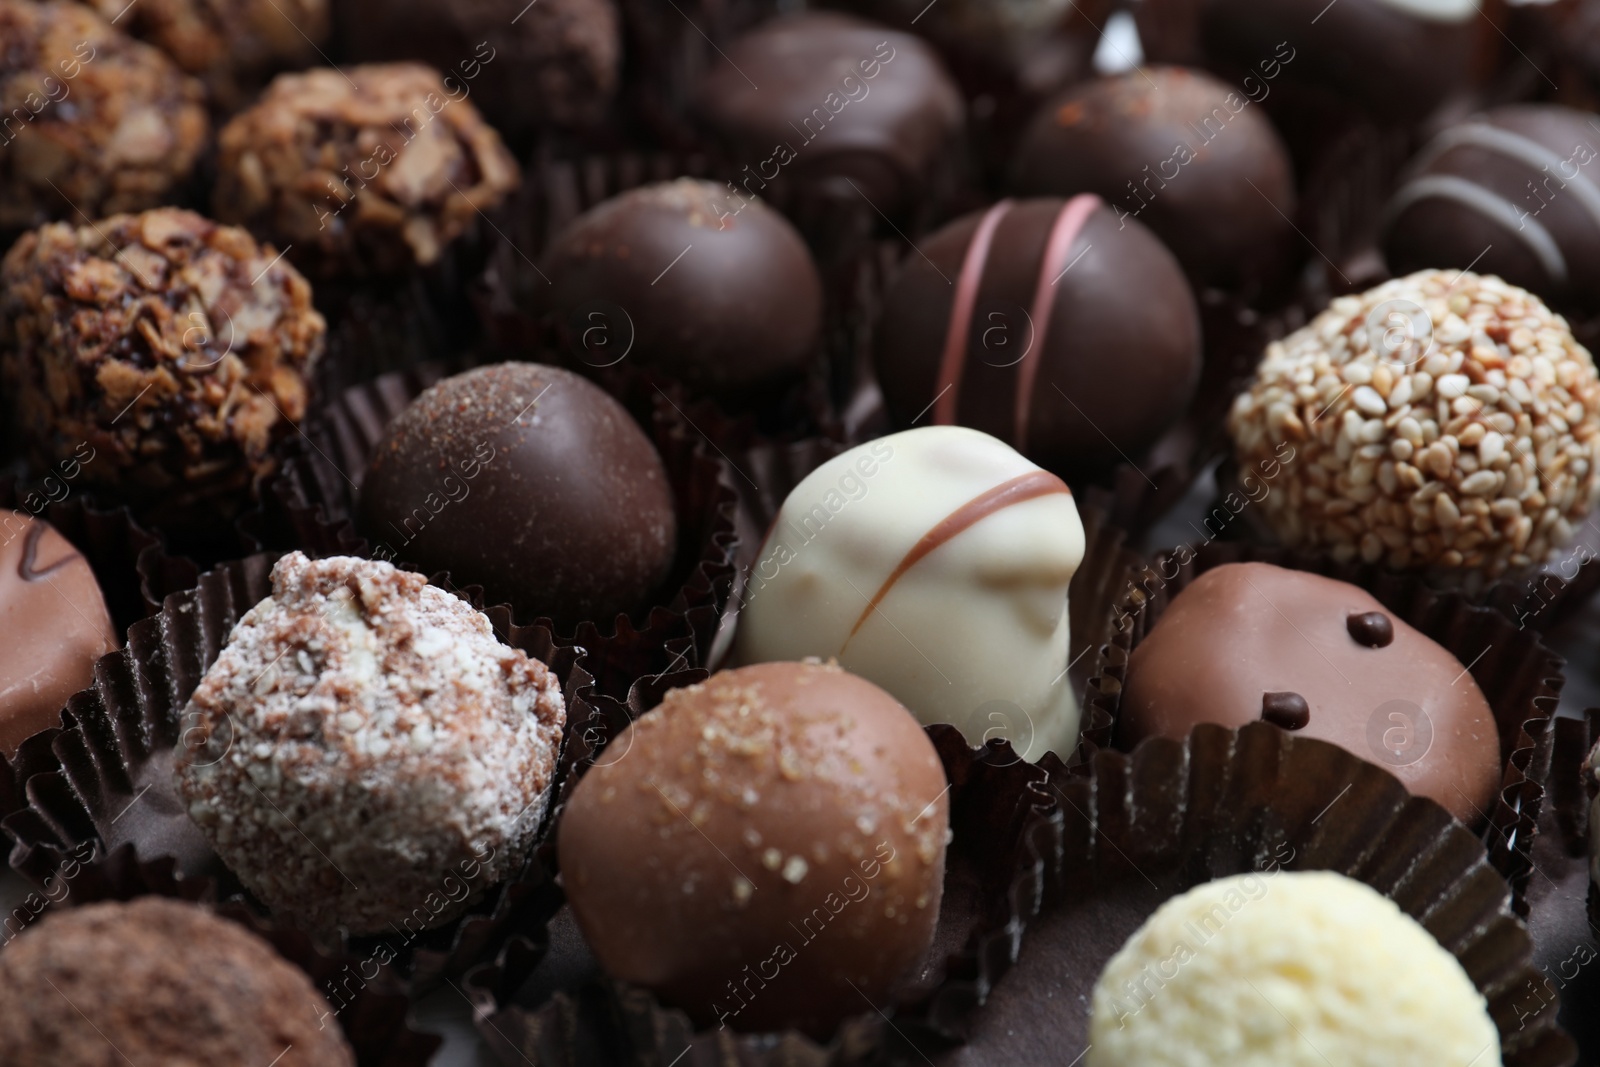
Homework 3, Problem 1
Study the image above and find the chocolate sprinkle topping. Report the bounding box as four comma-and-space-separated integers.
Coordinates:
1347, 611, 1395, 648
1261, 691, 1311, 731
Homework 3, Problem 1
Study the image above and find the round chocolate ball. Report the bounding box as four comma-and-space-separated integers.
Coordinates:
1382, 105, 1600, 315
0, 897, 354, 1066
874, 195, 1202, 480
357, 363, 677, 627
537, 180, 824, 407
1012, 66, 1296, 291
558, 661, 949, 1037
1120, 562, 1503, 824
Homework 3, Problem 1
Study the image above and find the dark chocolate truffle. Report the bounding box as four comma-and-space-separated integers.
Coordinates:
0, 208, 325, 528
0, 510, 117, 755
537, 179, 825, 406
558, 661, 949, 1036
873, 195, 1203, 480
213, 62, 522, 278
336, 0, 619, 141
0, 0, 208, 233
0, 897, 354, 1066
1012, 66, 1296, 290
1382, 104, 1600, 315
693, 12, 965, 214
1121, 562, 1503, 824
357, 363, 677, 628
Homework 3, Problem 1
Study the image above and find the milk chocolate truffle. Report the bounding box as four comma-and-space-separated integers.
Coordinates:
0, 511, 117, 755
537, 179, 824, 407
874, 196, 1202, 480
735, 426, 1085, 762
82, 0, 330, 112
357, 363, 677, 629
558, 661, 949, 1036
0, 0, 208, 233
693, 12, 965, 214
1012, 66, 1296, 290
337, 0, 619, 141
1228, 270, 1600, 575
0, 898, 355, 1067
1087, 872, 1501, 1067
174, 552, 566, 936
214, 63, 521, 278
1382, 105, 1600, 315
1121, 562, 1502, 823
0, 208, 325, 527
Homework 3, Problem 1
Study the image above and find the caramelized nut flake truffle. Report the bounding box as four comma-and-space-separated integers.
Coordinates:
0, 208, 325, 527
214, 62, 521, 277
0, 0, 209, 233
0, 897, 355, 1067
174, 552, 566, 936
559, 661, 949, 1037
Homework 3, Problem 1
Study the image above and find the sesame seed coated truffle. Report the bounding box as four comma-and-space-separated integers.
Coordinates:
1228, 270, 1600, 576
174, 552, 565, 936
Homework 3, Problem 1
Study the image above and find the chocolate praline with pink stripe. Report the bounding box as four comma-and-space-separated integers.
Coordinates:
873, 195, 1202, 480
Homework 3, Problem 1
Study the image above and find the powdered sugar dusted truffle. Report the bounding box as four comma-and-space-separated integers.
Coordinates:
174, 551, 565, 936
1228, 270, 1600, 576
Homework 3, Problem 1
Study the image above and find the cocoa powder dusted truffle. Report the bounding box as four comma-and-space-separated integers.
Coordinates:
213, 62, 521, 278
0, 897, 355, 1067
173, 552, 566, 936
0, 208, 325, 528
0, 0, 209, 233
558, 661, 949, 1036
1228, 270, 1600, 576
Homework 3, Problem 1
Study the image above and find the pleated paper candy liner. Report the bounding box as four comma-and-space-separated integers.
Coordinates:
5, 843, 443, 1065
1086, 539, 1563, 914
0, 551, 603, 991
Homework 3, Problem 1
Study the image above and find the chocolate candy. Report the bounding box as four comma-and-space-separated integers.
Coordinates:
558, 661, 949, 1036
734, 426, 1085, 762
1121, 562, 1503, 823
0, 511, 117, 755
357, 363, 677, 628
1011, 66, 1296, 291
693, 12, 965, 214
874, 196, 1202, 480
1382, 105, 1600, 314
537, 180, 824, 407
1347, 611, 1394, 647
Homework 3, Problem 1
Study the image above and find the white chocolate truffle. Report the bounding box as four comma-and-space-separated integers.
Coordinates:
1087, 871, 1502, 1067
733, 426, 1084, 761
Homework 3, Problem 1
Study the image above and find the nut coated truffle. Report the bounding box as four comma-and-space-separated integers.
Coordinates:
0, 0, 208, 233
1087, 871, 1501, 1067
174, 552, 566, 936
1228, 270, 1600, 575
357, 363, 678, 630
735, 426, 1085, 763
0, 897, 355, 1067
214, 63, 521, 277
558, 661, 949, 1036
0, 208, 325, 526
537, 179, 825, 407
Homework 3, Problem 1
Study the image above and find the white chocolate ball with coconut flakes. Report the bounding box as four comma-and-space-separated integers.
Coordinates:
174, 552, 565, 936
1087, 871, 1501, 1067
1229, 270, 1600, 576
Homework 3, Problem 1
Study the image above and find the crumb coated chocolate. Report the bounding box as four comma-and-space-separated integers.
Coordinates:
213, 62, 521, 277
0, 208, 325, 526
538, 179, 824, 406
0, 897, 354, 1067
1122, 562, 1503, 823
173, 552, 566, 936
83, 0, 331, 113
356, 363, 678, 629
337, 0, 619, 141
0, 0, 208, 233
0, 510, 117, 755
559, 661, 949, 1036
